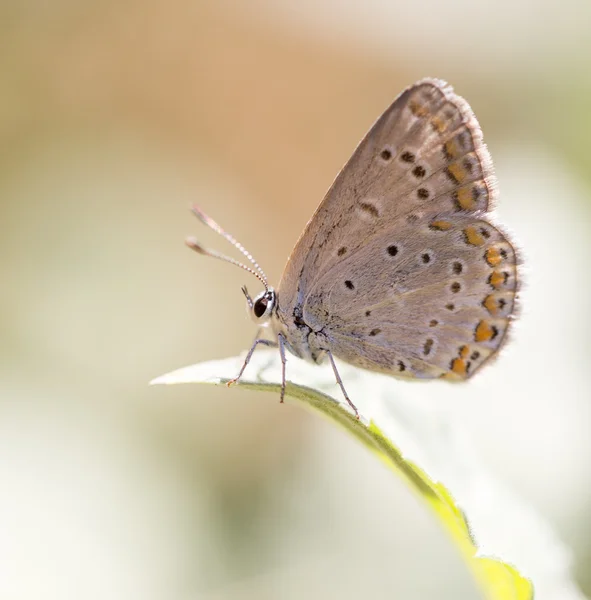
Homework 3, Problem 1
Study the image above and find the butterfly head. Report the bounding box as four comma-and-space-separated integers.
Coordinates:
242, 286, 276, 324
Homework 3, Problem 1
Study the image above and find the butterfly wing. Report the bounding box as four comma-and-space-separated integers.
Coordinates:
303, 215, 518, 379
276, 78, 518, 379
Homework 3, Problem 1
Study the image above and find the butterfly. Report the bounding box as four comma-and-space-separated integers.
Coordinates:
187, 79, 519, 418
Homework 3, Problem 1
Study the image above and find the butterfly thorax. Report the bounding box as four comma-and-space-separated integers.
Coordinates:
271, 297, 327, 364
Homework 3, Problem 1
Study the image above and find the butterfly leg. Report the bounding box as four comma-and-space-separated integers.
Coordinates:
227, 329, 278, 388
278, 333, 288, 403
326, 350, 360, 419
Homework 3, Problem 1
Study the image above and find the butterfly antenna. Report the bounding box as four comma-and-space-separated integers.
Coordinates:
189, 205, 269, 285
185, 237, 269, 292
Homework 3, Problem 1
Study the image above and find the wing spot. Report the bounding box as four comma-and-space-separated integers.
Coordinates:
442, 141, 455, 161
397, 360, 406, 372
429, 319, 438, 327
450, 358, 467, 376
443, 130, 474, 161
446, 165, 462, 184
423, 338, 434, 355
472, 183, 486, 205
453, 186, 478, 211
429, 220, 452, 231
421, 252, 432, 264
344, 280, 355, 290
488, 271, 509, 289
463, 156, 475, 174
446, 303, 455, 311
471, 351, 481, 360
400, 151, 415, 163
408, 101, 429, 118
387, 245, 399, 257
485, 247, 502, 266
412, 165, 426, 178
483, 294, 502, 315
431, 116, 447, 133
358, 201, 380, 218
475, 320, 499, 342
452, 261, 463, 275
417, 188, 430, 199
463, 226, 486, 246
380, 148, 392, 160
337, 246, 347, 256
369, 328, 381, 337
365, 310, 371, 317
450, 281, 461, 293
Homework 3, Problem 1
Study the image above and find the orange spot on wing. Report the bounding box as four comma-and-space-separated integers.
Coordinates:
431, 116, 447, 133
448, 162, 466, 184
451, 358, 467, 376
475, 320, 495, 342
485, 247, 502, 267
464, 226, 486, 246
445, 140, 459, 159
483, 294, 499, 316
409, 101, 429, 118
459, 345, 470, 359
489, 271, 505, 289
430, 220, 452, 231
456, 187, 476, 210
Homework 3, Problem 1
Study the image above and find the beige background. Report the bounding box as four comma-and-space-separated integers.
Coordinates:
2, 1, 591, 598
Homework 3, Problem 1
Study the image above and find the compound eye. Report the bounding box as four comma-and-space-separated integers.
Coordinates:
253, 297, 268, 318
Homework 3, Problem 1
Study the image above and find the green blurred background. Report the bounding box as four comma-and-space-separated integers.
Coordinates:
2, 1, 590, 598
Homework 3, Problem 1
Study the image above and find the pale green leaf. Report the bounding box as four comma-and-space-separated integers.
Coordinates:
152, 350, 585, 600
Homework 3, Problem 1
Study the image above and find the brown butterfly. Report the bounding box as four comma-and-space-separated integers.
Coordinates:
188, 79, 519, 418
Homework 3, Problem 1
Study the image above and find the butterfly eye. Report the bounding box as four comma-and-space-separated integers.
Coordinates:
251, 290, 276, 321
253, 297, 268, 318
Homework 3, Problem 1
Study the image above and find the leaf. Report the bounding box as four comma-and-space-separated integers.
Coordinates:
151, 350, 584, 600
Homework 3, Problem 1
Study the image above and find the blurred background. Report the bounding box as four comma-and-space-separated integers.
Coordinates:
2, 1, 591, 598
